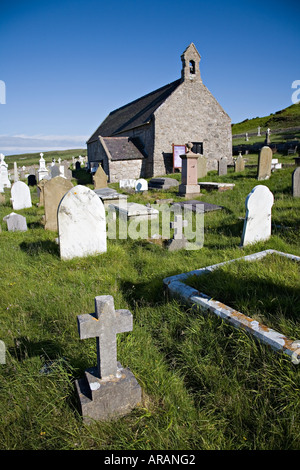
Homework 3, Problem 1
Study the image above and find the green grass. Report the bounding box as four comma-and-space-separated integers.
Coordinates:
1, 164, 300, 450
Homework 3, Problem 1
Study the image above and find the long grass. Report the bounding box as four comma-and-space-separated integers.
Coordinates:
0, 164, 300, 450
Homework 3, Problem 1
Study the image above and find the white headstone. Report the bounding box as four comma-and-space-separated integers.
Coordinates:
119, 179, 136, 189
11, 181, 32, 210
38, 153, 49, 181
3, 212, 27, 232
135, 178, 148, 192
13, 162, 19, 182
58, 185, 107, 260
241, 185, 274, 246
0, 153, 11, 189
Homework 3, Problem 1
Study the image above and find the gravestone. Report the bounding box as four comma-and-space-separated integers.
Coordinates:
171, 200, 222, 213
27, 174, 37, 186
93, 165, 108, 190
257, 146, 272, 180
135, 178, 148, 192
119, 179, 136, 189
50, 165, 60, 179
58, 185, 107, 260
0, 153, 11, 189
94, 187, 128, 208
168, 215, 188, 251
44, 177, 73, 231
75, 295, 141, 423
37, 176, 50, 206
110, 201, 158, 220
38, 153, 49, 181
13, 162, 19, 182
11, 181, 32, 210
257, 126, 261, 136
240, 185, 274, 246
197, 155, 207, 178
235, 155, 245, 172
148, 177, 179, 190
62, 160, 72, 180
218, 157, 227, 176
292, 167, 300, 197
75, 161, 81, 170
3, 212, 27, 232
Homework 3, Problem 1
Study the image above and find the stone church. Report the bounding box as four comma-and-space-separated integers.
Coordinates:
87, 43, 232, 182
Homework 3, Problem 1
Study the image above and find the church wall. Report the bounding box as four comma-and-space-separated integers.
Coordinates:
153, 80, 232, 175
87, 139, 110, 175
109, 159, 144, 183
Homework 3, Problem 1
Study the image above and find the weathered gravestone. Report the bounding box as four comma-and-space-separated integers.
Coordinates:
135, 178, 148, 192
93, 165, 108, 190
27, 174, 37, 186
50, 165, 60, 179
119, 179, 136, 189
257, 146, 272, 180
197, 155, 207, 178
37, 176, 50, 207
58, 185, 107, 260
240, 185, 274, 246
218, 157, 227, 176
0, 153, 11, 189
235, 155, 245, 172
0, 340, 5, 364
178, 142, 200, 198
75, 295, 141, 423
167, 214, 188, 251
292, 167, 300, 197
11, 181, 32, 210
3, 212, 27, 232
44, 177, 73, 231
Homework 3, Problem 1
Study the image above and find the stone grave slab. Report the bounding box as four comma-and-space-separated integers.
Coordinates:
3, 212, 27, 232
58, 185, 107, 260
171, 200, 223, 213
148, 177, 179, 190
109, 201, 159, 220
75, 295, 141, 423
10, 181, 32, 210
94, 188, 128, 208
198, 182, 235, 192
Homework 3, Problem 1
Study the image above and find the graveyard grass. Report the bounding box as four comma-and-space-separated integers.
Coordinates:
1, 162, 300, 450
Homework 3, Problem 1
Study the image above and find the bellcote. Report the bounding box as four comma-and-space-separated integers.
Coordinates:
181, 43, 201, 83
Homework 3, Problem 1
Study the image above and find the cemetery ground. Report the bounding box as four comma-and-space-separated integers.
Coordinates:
0, 159, 300, 450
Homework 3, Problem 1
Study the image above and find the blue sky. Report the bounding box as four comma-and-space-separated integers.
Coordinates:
0, 0, 299, 155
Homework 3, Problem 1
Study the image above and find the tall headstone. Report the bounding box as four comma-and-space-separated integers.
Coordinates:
292, 167, 300, 197
3, 212, 27, 232
178, 142, 200, 197
257, 146, 272, 180
197, 155, 207, 178
235, 155, 245, 172
44, 176, 73, 231
0, 153, 11, 189
218, 157, 227, 176
75, 295, 141, 423
38, 153, 49, 181
257, 126, 261, 136
240, 185, 274, 246
13, 162, 19, 182
93, 165, 108, 190
58, 185, 107, 260
11, 181, 32, 210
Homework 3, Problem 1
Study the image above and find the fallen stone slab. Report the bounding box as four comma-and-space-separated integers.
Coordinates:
199, 182, 235, 192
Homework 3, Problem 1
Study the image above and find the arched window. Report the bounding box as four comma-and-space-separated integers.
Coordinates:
189, 60, 195, 75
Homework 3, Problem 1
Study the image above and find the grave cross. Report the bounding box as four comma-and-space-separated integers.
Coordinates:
77, 295, 132, 379
170, 214, 188, 240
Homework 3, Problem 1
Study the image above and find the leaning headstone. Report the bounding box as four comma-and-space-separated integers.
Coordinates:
197, 155, 207, 178
135, 178, 148, 192
75, 295, 141, 423
44, 177, 73, 231
93, 166, 108, 190
240, 185, 274, 246
58, 185, 107, 260
218, 157, 227, 176
235, 155, 245, 172
3, 212, 27, 232
257, 146, 272, 180
11, 181, 32, 210
292, 167, 300, 197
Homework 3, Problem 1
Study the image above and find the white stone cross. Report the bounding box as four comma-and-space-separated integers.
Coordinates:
77, 295, 133, 379
170, 214, 188, 240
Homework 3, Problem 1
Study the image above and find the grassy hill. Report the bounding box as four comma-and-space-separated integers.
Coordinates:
232, 103, 300, 135
4, 149, 86, 170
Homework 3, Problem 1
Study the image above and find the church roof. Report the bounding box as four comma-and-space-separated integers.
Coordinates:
87, 79, 181, 144
102, 136, 146, 161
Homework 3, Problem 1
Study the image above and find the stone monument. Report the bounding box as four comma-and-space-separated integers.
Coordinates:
257, 146, 272, 180
75, 295, 141, 423
178, 142, 200, 198
292, 167, 300, 197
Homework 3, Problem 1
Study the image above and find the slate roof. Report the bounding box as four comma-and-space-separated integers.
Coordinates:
102, 136, 146, 161
87, 79, 181, 144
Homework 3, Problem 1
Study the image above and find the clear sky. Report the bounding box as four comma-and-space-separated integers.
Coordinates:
0, 0, 299, 155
